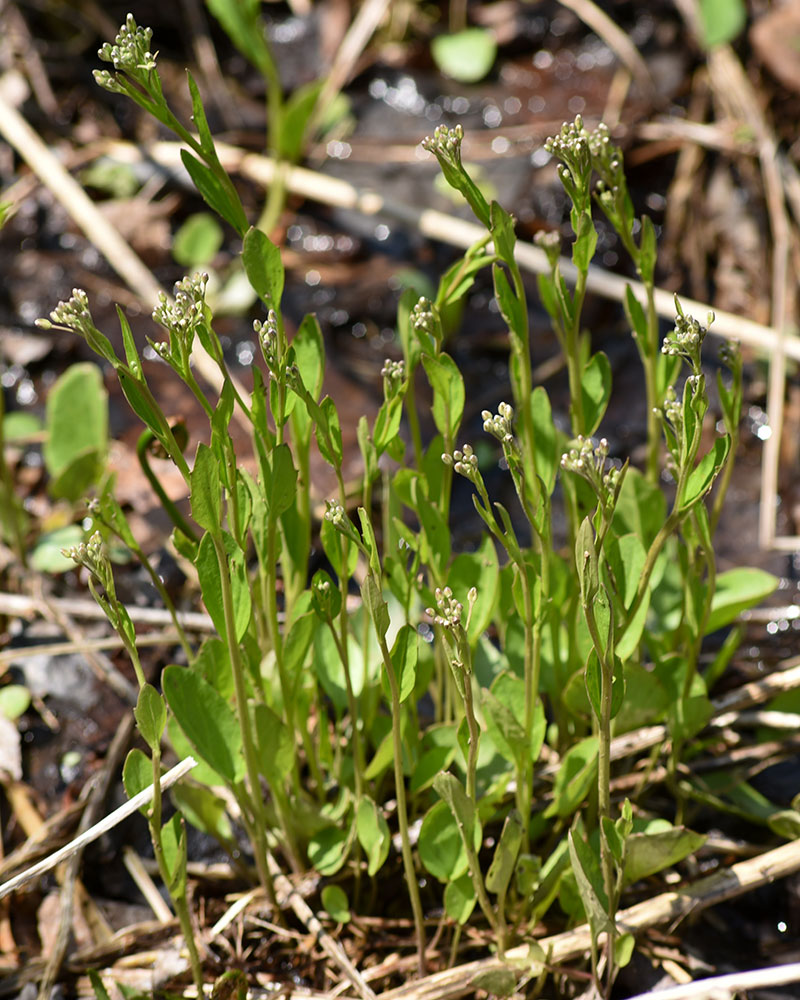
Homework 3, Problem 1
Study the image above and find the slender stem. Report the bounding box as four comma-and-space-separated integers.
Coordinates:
377, 628, 426, 975
210, 532, 281, 905
136, 431, 198, 542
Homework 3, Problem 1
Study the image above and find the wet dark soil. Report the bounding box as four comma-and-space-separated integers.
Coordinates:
3, 1, 800, 996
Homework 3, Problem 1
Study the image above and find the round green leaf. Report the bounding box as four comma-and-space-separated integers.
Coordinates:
173, 212, 224, 268
431, 28, 497, 83
418, 799, 468, 882
321, 884, 351, 923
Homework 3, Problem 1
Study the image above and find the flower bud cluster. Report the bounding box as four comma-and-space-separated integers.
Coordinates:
561, 435, 622, 494
482, 402, 514, 445
43, 289, 93, 333
324, 500, 346, 527
62, 531, 113, 591
422, 124, 464, 162
411, 297, 437, 339
662, 309, 711, 366
426, 586, 463, 630
443, 443, 479, 481
381, 358, 405, 395
153, 274, 207, 336
97, 15, 157, 75
254, 310, 280, 370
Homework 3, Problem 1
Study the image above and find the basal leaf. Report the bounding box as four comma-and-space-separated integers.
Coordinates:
706, 567, 778, 634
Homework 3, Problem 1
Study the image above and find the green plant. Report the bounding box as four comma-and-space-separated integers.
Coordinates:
34, 18, 781, 994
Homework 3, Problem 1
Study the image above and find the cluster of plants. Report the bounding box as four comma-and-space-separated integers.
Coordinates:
21, 14, 782, 997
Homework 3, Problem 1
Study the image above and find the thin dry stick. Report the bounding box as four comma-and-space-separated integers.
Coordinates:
377, 838, 800, 1000
109, 138, 800, 363
0, 631, 183, 668
0, 591, 216, 632
538, 659, 800, 777
266, 852, 379, 1000
310, 0, 391, 137
557, 0, 653, 95
626, 962, 800, 1000
0, 757, 196, 901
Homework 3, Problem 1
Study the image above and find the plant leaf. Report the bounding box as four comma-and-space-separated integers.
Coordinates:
431, 28, 497, 83
162, 664, 244, 784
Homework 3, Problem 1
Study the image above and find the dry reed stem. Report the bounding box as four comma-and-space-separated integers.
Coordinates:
377, 838, 800, 1000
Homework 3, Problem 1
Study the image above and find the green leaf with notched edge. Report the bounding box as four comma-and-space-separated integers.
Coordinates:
242, 226, 284, 308
162, 665, 244, 784
356, 796, 391, 876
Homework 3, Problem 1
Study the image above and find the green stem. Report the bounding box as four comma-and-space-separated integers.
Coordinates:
377, 627, 426, 975
136, 431, 199, 542
210, 531, 283, 902
149, 745, 204, 991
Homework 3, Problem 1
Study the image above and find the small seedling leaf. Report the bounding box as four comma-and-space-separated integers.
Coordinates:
444, 872, 477, 924
173, 212, 224, 268
30, 525, 83, 574
356, 796, 391, 876
431, 28, 497, 83
699, 0, 746, 48
470, 967, 518, 998
321, 884, 351, 923
308, 826, 350, 876
44, 363, 107, 488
